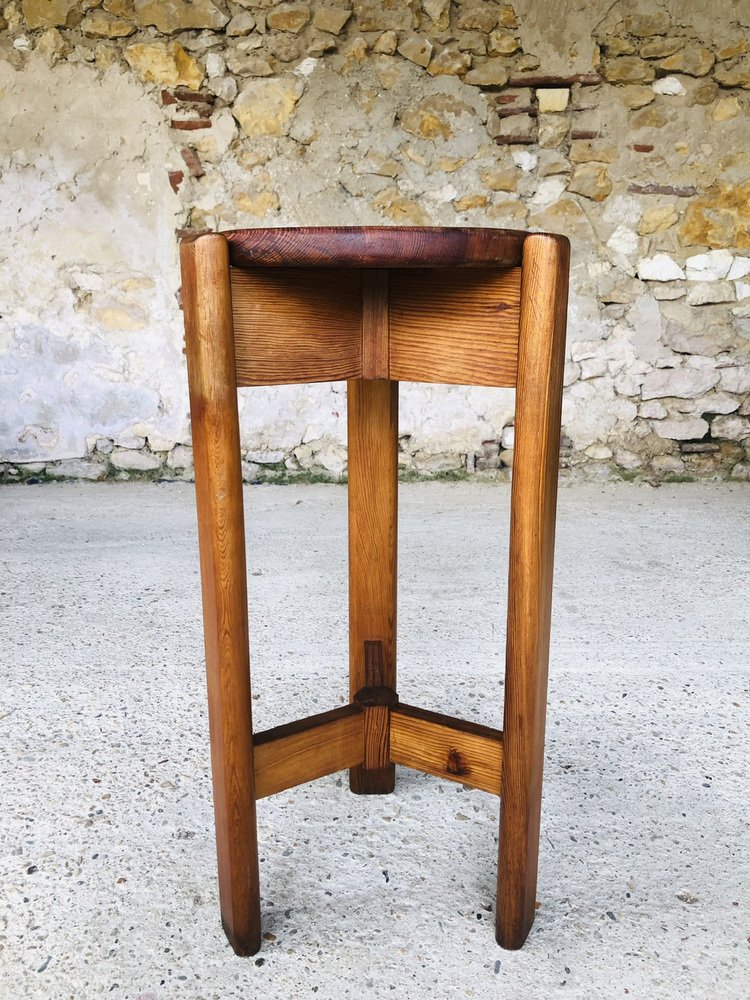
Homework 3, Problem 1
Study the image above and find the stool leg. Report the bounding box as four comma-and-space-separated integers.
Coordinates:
496, 234, 568, 949
181, 236, 261, 955
347, 378, 399, 794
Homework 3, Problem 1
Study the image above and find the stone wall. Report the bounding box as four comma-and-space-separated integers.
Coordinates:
1, 0, 749, 484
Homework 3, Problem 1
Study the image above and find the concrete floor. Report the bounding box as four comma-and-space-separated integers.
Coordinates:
0, 481, 748, 1000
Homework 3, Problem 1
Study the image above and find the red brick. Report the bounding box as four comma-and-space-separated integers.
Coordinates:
180, 146, 205, 178
170, 119, 212, 131
168, 170, 184, 193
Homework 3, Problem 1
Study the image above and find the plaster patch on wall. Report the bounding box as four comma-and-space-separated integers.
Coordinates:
0, 54, 186, 462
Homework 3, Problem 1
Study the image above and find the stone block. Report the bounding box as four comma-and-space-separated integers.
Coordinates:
568, 163, 612, 201
245, 449, 285, 465
601, 36, 635, 56
569, 140, 616, 163
538, 114, 569, 148
711, 415, 750, 441
659, 47, 715, 77
167, 445, 194, 469
537, 88, 569, 112
580, 357, 609, 379
134, 0, 228, 34
630, 103, 674, 127
641, 367, 719, 400
717, 39, 749, 61
414, 452, 463, 474
207, 75, 238, 102
109, 449, 162, 471
652, 75, 685, 95
422, 0, 450, 29
585, 444, 613, 460
492, 112, 535, 143
355, 151, 401, 177
662, 304, 735, 357
714, 58, 750, 89
650, 454, 685, 474
205, 52, 225, 78
226, 50, 275, 77
652, 417, 709, 440
267, 5, 310, 32
232, 77, 304, 137
453, 194, 488, 211
456, 6, 498, 32
614, 448, 643, 469
604, 57, 655, 84
639, 37, 683, 59
81, 12, 136, 37
465, 59, 508, 87
685, 250, 734, 281
313, 7, 351, 34
116, 434, 146, 450
241, 461, 262, 482
312, 442, 347, 478
400, 94, 475, 141
619, 85, 656, 109
427, 47, 472, 77
639, 400, 667, 419
47, 458, 108, 481
685, 283, 735, 306
459, 30, 491, 55
371, 187, 429, 224
652, 283, 686, 300
226, 12, 256, 36
695, 392, 741, 415
728, 257, 750, 280
125, 42, 203, 89
35, 27, 67, 64
686, 78, 718, 106
679, 180, 750, 249
637, 254, 685, 282
372, 31, 398, 55
479, 167, 517, 192
397, 33, 433, 68
719, 366, 750, 393
474, 440, 500, 471
531, 176, 567, 207
713, 96, 741, 121
488, 30, 519, 55
624, 13, 671, 37
234, 190, 280, 217
352, 0, 415, 31
637, 205, 679, 235
21, 0, 77, 28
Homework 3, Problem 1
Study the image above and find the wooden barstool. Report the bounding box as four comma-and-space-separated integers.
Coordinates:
179, 226, 569, 955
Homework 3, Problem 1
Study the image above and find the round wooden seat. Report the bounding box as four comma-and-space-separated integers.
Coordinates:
222, 225, 528, 269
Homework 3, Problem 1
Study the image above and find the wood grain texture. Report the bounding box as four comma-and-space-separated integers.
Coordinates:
389, 268, 521, 386
348, 379, 399, 794
231, 267, 362, 386
180, 234, 261, 957
354, 678, 399, 773
253, 705, 364, 799
496, 233, 570, 950
361, 269, 389, 379
390, 704, 503, 796
362, 705, 391, 771
224, 226, 526, 269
